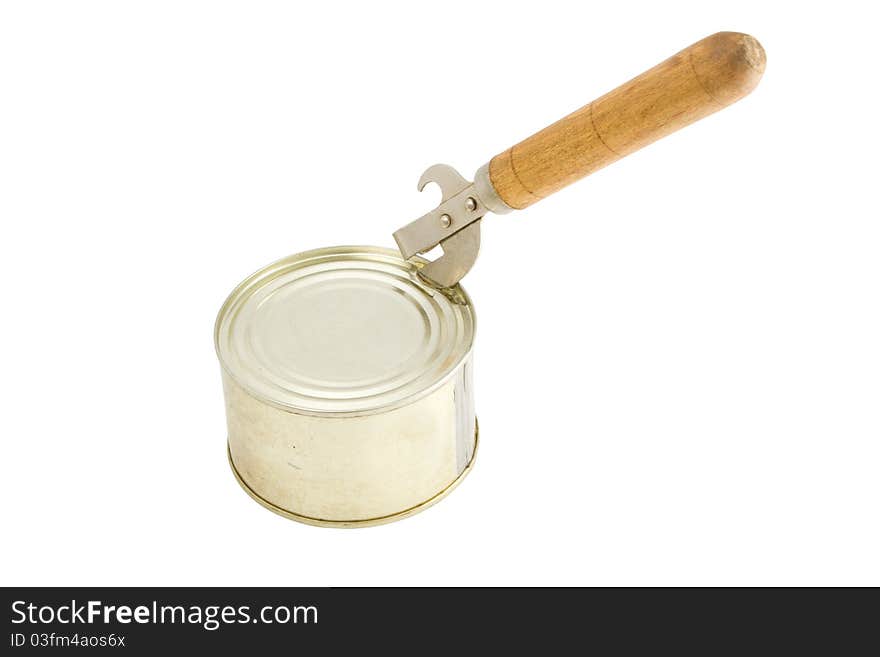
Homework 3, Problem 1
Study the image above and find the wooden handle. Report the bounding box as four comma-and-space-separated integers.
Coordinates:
488, 32, 766, 209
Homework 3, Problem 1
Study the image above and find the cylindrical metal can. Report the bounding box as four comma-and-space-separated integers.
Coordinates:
215, 246, 477, 527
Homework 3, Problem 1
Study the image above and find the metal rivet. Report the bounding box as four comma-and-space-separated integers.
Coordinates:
465, 197, 477, 212
440, 214, 452, 228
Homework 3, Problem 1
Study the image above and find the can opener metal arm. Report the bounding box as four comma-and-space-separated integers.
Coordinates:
393, 32, 766, 288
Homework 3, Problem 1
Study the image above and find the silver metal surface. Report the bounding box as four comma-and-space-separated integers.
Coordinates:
392, 162, 514, 289
222, 361, 476, 526
216, 245, 476, 417
392, 164, 485, 259
215, 245, 478, 526
417, 222, 482, 288
473, 162, 514, 215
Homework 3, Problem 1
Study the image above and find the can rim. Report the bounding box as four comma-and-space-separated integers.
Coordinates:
214, 245, 476, 418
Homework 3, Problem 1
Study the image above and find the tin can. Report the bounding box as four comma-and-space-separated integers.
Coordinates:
215, 246, 477, 527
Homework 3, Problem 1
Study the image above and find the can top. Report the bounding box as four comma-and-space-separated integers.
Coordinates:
215, 246, 476, 416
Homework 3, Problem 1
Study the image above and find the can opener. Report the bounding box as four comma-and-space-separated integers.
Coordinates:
393, 32, 765, 288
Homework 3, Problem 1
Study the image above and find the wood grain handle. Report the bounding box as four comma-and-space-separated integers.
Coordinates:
488, 32, 766, 210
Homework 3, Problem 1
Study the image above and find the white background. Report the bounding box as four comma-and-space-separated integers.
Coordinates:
2, 1, 878, 586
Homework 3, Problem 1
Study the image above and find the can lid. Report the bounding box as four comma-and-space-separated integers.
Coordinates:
215, 246, 476, 416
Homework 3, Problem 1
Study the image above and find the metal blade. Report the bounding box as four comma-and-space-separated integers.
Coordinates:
417, 221, 481, 288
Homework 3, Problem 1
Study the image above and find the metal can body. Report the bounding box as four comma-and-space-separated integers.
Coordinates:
223, 361, 475, 526
215, 246, 477, 527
